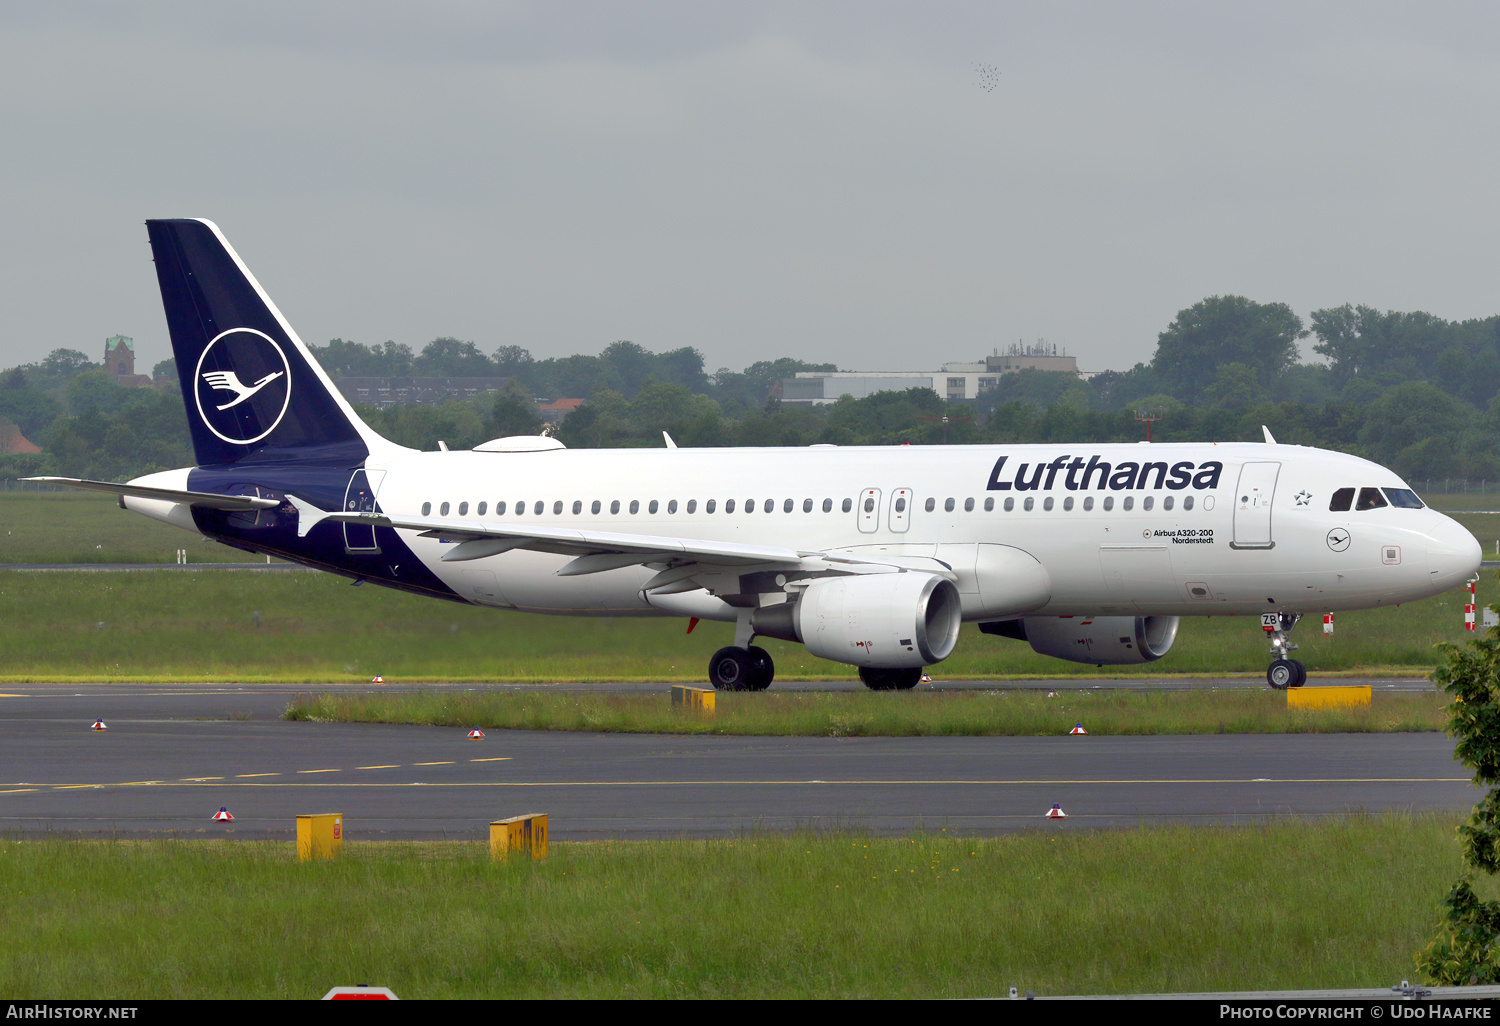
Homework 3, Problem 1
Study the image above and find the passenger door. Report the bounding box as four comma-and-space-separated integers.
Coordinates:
1231, 462, 1279, 550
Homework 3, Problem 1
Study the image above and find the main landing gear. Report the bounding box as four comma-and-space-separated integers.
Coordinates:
707, 608, 777, 691
1264, 612, 1307, 690
708, 646, 774, 691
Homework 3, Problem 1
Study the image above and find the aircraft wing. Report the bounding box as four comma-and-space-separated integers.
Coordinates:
325, 510, 817, 572
25, 477, 280, 512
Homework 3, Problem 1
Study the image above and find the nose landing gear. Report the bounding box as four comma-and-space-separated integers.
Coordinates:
1263, 612, 1307, 689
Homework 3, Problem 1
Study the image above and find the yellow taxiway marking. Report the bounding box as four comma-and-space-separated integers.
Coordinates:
95, 776, 1473, 789
0, 694, 30, 698
357, 765, 402, 770
180, 777, 223, 781
9, 775, 1469, 792
413, 761, 455, 766
470, 758, 512, 762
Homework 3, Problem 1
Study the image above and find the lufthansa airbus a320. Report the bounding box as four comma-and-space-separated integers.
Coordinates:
34, 220, 1483, 691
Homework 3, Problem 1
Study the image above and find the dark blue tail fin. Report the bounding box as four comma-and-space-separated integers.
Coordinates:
147, 219, 396, 466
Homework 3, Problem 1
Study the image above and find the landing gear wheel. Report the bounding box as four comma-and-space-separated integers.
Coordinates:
746, 646, 774, 692
709, 646, 775, 691
1267, 659, 1297, 690
1262, 612, 1306, 690
709, 647, 751, 691
859, 666, 923, 691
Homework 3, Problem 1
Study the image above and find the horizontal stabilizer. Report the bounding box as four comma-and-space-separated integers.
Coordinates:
285, 494, 333, 538
25, 477, 279, 512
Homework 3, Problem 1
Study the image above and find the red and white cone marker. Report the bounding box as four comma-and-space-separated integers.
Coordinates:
90, 719, 106, 731
1045, 803, 1067, 819
1047, 691, 1058, 698
371, 676, 385, 683
212, 806, 233, 822
467, 728, 485, 739
920, 674, 933, 683
1069, 722, 1087, 735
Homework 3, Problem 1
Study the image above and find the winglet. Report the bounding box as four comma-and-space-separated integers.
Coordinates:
663, 431, 678, 450
1262, 425, 1277, 444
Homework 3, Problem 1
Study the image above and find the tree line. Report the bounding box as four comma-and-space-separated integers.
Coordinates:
5, 293, 1500, 486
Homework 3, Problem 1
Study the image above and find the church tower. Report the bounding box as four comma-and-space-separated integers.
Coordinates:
104, 335, 135, 379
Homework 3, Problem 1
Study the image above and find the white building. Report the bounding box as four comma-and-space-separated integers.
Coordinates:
780, 346, 1085, 406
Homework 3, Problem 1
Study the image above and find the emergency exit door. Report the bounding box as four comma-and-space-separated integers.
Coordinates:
857, 488, 881, 534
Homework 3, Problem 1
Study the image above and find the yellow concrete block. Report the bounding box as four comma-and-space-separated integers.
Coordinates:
492, 813, 548, 861
1287, 685, 1371, 710
297, 813, 343, 860
671, 685, 715, 716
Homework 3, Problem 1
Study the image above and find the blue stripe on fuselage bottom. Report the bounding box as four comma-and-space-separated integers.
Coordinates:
185, 460, 464, 603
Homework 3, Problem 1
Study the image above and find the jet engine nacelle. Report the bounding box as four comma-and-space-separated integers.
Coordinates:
980, 615, 1179, 665
784, 572, 963, 668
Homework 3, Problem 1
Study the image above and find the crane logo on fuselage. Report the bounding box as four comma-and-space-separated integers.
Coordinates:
985, 455, 1224, 492
194, 328, 292, 445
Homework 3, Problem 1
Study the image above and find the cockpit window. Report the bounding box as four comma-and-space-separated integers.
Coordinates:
1329, 488, 1354, 512
1356, 487, 1388, 511
1382, 488, 1424, 509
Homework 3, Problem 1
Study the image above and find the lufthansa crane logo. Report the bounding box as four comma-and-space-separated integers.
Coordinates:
202, 369, 283, 411
194, 328, 292, 445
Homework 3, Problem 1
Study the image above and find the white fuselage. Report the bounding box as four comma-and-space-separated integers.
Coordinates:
357, 440, 1479, 619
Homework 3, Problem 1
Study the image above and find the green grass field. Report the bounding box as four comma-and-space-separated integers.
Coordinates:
0, 491, 268, 564
0, 566, 1486, 681
0, 815, 1474, 998
287, 687, 1452, 735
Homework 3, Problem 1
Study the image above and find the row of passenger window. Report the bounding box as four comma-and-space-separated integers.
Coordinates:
421, 497, 859, 517
419, 493, 1199, 517
925, 494, 1195, 513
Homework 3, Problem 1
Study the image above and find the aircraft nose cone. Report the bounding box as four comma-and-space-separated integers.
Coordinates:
1428, 517, 1482, 587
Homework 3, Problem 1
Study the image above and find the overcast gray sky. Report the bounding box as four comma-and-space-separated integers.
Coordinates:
3, 1, 1499, 378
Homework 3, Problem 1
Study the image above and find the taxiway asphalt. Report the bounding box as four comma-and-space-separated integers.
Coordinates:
0, 681, 1473, 841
